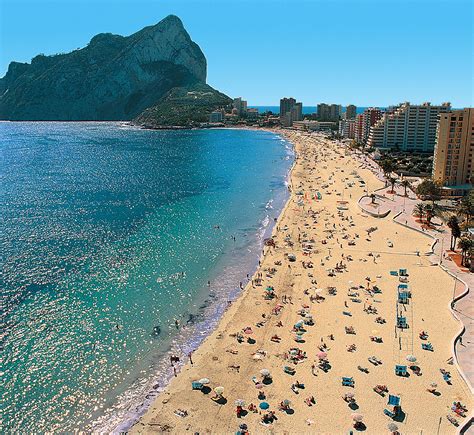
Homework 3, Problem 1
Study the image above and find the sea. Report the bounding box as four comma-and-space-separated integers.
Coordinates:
1, 122, 294, 432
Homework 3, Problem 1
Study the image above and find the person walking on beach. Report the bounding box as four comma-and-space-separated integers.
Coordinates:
188, 351, 193, 365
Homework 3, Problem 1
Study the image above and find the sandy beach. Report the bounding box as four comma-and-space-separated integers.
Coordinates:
132, 131, 472, 434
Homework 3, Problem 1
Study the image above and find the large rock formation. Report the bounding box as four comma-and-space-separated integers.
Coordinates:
134, 83, 231, 128
0, 15, 211, 120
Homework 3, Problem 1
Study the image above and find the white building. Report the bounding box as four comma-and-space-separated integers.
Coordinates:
338, 119, 355, 139
367, 102, 451, 152
209, 111, 223, 123
293, 121, 336, 131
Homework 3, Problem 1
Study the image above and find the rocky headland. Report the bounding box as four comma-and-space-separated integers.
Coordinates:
0, 15, 230, 125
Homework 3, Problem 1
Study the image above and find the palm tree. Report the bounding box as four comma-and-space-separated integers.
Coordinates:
457, 237, 473, 267
380, 158, 395, 186
380, 158, 394, 176
447, 215, 461, 251
400, 179, 411, 197
414, 203, 425, 222
388, 176, 398, 194
415, 179, 441, 204
424, 204, 436, 225
457, 196, 473, 227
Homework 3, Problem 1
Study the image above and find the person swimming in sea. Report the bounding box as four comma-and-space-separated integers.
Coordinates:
151, 325, 161, 337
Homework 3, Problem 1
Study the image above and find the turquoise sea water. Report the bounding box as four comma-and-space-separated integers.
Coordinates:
1, 122, 293, 431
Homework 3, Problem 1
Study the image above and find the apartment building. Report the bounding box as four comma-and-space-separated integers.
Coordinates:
367, 102, 451, 152
432, 108, 473, 190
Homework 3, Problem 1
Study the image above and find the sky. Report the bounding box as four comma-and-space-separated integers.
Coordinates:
1, 0, 473, 106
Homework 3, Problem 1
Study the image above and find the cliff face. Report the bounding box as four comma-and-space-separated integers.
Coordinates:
0, 15, 208, 120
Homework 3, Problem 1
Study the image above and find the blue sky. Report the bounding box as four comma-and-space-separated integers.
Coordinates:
1, 0, 472, 106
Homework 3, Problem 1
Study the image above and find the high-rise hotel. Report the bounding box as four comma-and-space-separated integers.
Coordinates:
432, 108, 473, 190
354, 108, 382, 143
367, 102, 451, 152
280, 97, 303, 126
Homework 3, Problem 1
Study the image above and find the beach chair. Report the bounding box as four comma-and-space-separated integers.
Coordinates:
373, 384, 387, 395
398, 291, 409, 304
395, 365, 407, 376
390, 271, 398, 276
384, 408, 396, 418
442, 372, 451, 382
342, 377, 354, 387
397, 316, 408, 329
343, 311, 352, 316
388, 395, 401, 407
398, 284, 411, 295
283, 366, 295, 375
192, 381, 203, 390
422, 342, 433, 351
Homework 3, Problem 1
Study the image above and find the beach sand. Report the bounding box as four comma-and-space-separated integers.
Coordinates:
132, 131, 472, 434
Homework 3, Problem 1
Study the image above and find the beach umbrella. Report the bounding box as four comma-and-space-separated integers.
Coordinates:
344, 392, 355, 399
295, 331, 305, 336
387, 422, 398, 432
294, 320, 304, 328
351, 413, 364, 422
283, 399, 291, 407
214, 386, 224, 396
244, 327, 253, 335
372, 329, 379, 335
430, 382, 438, 388
406, 355, 417, 363
255, 383, 264, 389
198, 378, 210, 385
315, 288, 324, 293
239, 423, 248, 430
317, 351, 328, 360
235, 399, 245, 407
259, 402, 270, 410
260, 369, 271, 377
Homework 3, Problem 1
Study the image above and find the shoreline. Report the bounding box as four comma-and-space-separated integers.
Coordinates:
131, 131, 472, 434
92, 128, 295, 433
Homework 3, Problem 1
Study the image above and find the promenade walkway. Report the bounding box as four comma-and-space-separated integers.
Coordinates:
351, 148, 474, 393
